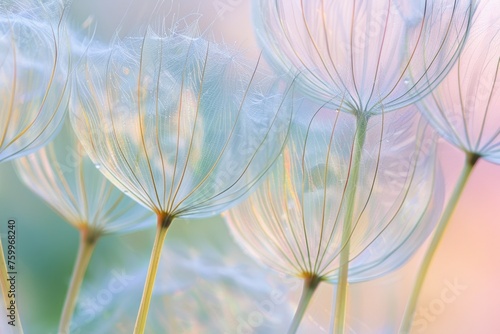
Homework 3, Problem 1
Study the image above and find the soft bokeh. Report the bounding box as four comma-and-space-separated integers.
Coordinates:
66, 222, 299, 333
0, 0, 499, 333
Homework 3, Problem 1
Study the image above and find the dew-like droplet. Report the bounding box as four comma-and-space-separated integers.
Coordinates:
95, 164, 101, 169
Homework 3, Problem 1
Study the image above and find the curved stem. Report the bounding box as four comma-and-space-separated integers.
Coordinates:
58, 228, 99, 334
399, 152, 480, 333
134, 214, 173, 334
333, 114, 368, 334
288, 275, 322, 334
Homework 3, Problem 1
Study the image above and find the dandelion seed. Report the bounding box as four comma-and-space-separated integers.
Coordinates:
418, 0, 500, 164
0, 1, 69, 162
253, 2, 472, 330
253, 0, 474, 115
70, 26, 293, 333
224, 103, 443, 332
401, 1, 500, 331
0, 1, 70, 328
14, 121, 155, 333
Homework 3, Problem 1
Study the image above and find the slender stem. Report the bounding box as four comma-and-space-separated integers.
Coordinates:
333, 114, 368, 334
288, 275, 322, 334
58, 228, 99, 334
134, 214, 173, 334
399, 152, 480, 334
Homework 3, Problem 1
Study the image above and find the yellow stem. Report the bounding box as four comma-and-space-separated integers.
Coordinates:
134, 214, 173, 334
58, 228, 99, 334
399, 152, 480, 333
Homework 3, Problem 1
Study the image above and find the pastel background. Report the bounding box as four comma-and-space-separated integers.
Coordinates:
0, 0, 499, 333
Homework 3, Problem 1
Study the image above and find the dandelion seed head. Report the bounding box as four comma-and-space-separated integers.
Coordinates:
253, 0, 474, 115
14, 121, 155, 235
0, 0, 70, 162
70, 24, 293, 218
418, 0, 500, 164
225, 102, 443, 283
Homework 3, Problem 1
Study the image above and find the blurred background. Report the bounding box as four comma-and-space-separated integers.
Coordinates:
0, 0, 499, 333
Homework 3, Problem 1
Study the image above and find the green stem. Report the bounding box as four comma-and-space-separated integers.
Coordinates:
333, 114, 368, 334
0, 236, 23, 333
134, 214, 173, 334
58, 228, 99, 334
399, 152, 480, 334
288, 275, 322, 334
